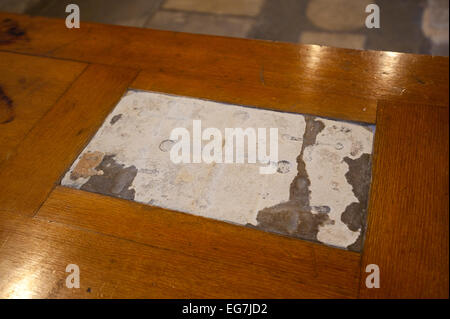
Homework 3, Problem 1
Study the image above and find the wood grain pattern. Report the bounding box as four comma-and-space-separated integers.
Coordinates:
131, 69, 377, 123
0, 64, 137, 216
1, 12, 449, 123
360, 101, 449, 298
36, 186, 361, 298
0, 12, 448, 299
0, 51, 86, 166
1, 208, 358, 298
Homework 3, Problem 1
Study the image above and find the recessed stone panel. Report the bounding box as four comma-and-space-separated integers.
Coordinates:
62, 90, 374, 251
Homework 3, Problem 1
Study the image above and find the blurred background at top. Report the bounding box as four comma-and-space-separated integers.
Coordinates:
0, 0, 448, 56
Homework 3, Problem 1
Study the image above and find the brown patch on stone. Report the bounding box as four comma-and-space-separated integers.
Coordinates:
70, 151, 105, 180
256, 205, 298, 235
0, 18, 27, 45
255, 116, 332, 243
80, 155, 137, 200
341, 153, 372, 251
0, 87, 14, 124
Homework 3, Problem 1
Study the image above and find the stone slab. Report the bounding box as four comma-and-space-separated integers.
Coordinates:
146, 10, 254, 38
162, 0, 264, 17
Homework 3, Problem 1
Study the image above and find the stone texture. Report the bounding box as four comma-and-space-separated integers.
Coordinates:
306, 0, 372, 31
247, 0, 309, 43
431, 42, 449, 56
62, 90, 374, 251
146, 10, 254, 38
162, 0, 264, 17
0, 0, 39, 13
25, 0, 164, 27
422, 0, 449, 46
299, 31, 366, 50
365, 0, 431, 55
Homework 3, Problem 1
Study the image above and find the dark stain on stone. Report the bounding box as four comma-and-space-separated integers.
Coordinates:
276, 160, 291, 174
312, 205, 331, 214
256, 206, 298, 234
254, 116, 333, 243
341, 153, 372, 252
110, 114, 122, 125
256, 201, 332, 242
346, 231, 364, 252
0, 86, 15, 124
80, 155, 137, 200
0, 18, 27, 45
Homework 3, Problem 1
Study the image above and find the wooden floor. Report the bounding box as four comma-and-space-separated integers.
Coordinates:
0, 12, 448, 299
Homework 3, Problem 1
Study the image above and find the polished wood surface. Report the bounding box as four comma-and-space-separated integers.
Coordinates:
0, 51, 85, 166
35, 186, 361, 298
0, 63, 137, 216
360, 101, 449, 298
0, 12, 448, 298
1, 12, 449, 122
2, 209, 350, 298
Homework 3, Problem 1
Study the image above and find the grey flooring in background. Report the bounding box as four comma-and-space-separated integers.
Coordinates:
0, 0, 448, 55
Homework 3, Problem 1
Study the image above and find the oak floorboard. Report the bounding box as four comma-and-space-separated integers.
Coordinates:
0, 64, 137, 216
36, 186, 362, 298
0, 51, 86, 166
360, 101, 449, 298
1, 209, 356, 298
